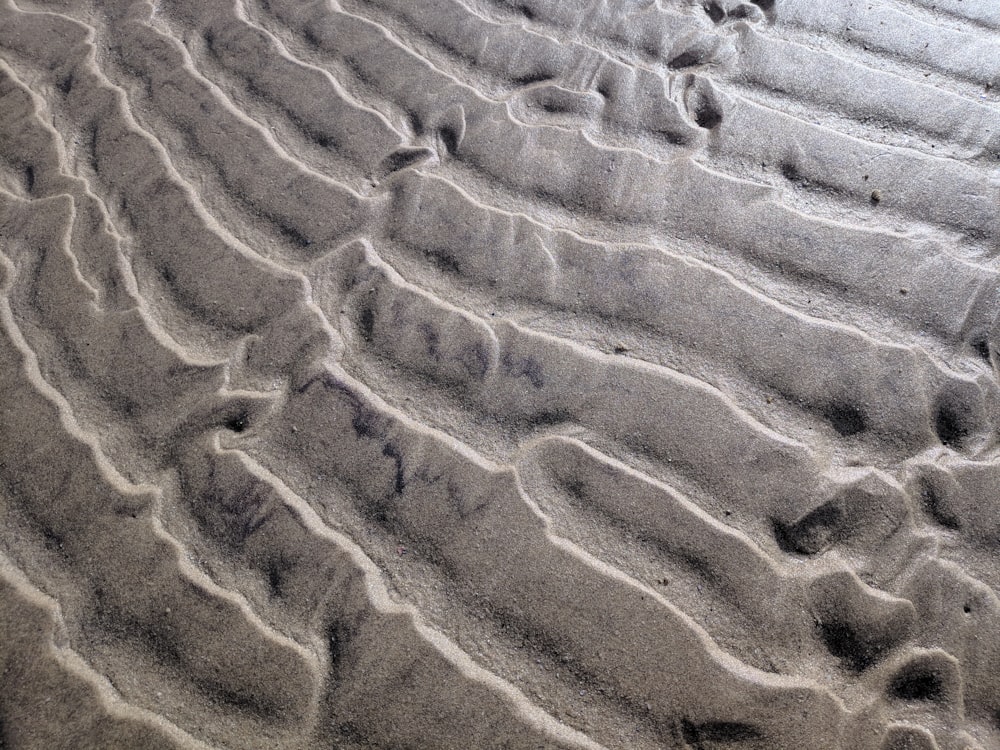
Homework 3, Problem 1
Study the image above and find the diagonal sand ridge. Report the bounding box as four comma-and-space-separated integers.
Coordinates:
2, 0, 1000, 748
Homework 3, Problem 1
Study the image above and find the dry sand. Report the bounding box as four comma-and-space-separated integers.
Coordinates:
1, 0, 999, 747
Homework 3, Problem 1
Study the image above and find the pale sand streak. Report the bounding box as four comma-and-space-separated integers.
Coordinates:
1, 0, 999, 748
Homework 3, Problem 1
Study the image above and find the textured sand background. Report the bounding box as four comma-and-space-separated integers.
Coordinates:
1, 0, 1000, 747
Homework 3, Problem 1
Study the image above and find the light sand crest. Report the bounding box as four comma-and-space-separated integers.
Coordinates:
1, 0, 1000, 748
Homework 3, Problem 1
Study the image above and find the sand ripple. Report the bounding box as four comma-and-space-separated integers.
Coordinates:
1, 0, 999, 747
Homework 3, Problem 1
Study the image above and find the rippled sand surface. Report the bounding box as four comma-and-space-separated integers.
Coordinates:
2, 0, 1000, 747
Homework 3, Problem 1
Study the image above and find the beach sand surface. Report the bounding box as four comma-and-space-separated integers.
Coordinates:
2, 0, 1000, 747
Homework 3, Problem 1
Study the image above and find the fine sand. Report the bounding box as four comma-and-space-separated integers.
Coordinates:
1, 0, 1000, 748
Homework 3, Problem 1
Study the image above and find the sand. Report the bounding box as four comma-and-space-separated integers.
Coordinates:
0, 0, 998, 747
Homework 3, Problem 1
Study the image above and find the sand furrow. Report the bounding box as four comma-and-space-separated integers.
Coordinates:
170, 436, 601, 750
0, 556, 207, 750
0, 191, 229, 471
249, 361, 849, 747
0, 6, 316, 357
768, 0, 1000, 90
318, 239, 829, 507
897, 555, 1000, 743
341, 0, 703, 147
113, 15, 370, 250
480, 0, 995, 154
316, 238, 961, 614
514, 436, 916, 674
3, 0, 1000, 747
0, 61, 136, 310
187, 0, 403, 176
904, 451, 1000, 596
366, 0, 998, 187
364, 0, 1000, 251
384, 172, 996, 452
700, 89, 999, 243
904, 0, 1000, 29
0, 56, 326, 441
258, 0, 1000, 347
0, 162, 591, 748
729, 27, 998, 155
0, 267, 323, 747
476, 0, 719, 66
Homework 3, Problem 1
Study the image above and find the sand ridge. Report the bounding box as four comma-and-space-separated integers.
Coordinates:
1, 0, 999, 747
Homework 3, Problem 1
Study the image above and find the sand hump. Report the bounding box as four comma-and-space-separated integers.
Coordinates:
1, 0, 999, 748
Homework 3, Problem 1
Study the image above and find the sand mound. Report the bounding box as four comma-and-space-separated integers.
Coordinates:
1, 0, 999, 747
